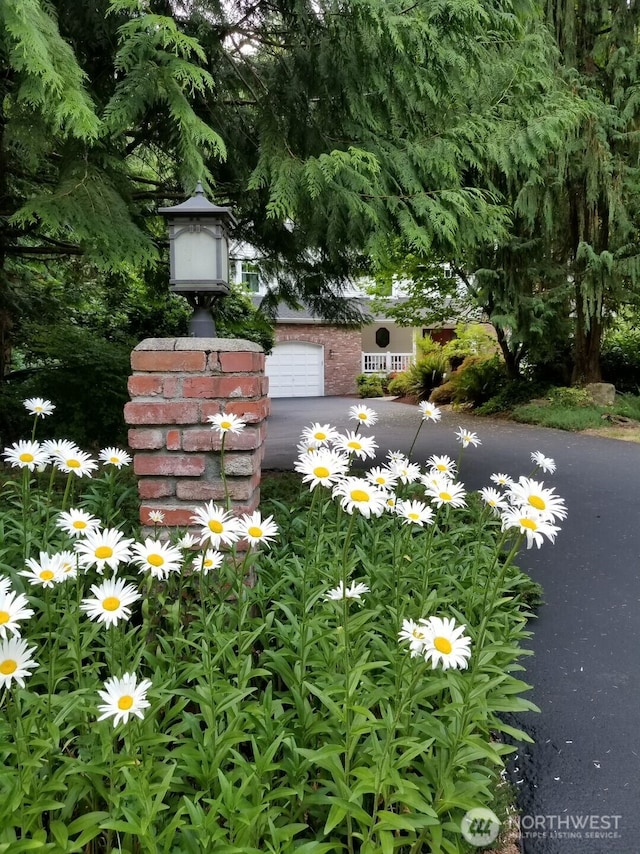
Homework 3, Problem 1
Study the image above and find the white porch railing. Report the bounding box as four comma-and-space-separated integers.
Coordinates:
361, 352, 414, 373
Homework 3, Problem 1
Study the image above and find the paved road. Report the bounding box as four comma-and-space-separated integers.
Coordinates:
264, 397, 640, 854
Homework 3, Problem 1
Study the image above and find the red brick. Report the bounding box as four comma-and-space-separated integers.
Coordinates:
210, 425, 265, 451
182, 377, 225, 398
226, 399, 270, 423
214, 377, 262, 399
124, 401, 199, 425
259, 376, 269, 396
138, 479, 175, 499
131, 351, 207, 372
128, 429, 165, 450
200, 402, 221, 421
140, 506, 197, 527
128, 375, 163, 397
176, 481, 226, 501
162, 376, 182, 398
219, 351, 264, 373
181, 429, 215, 452
134, 454, 206, 476
166, 430, 181, 450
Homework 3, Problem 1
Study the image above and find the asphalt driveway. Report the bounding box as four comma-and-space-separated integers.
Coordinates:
264, 396, 640, 854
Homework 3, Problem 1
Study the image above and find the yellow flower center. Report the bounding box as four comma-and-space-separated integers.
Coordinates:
67, 459, 81, 468
203, 559, 213, 568
412, 628, 425, 640
109, 456, 120, 464
521, 518, 538, 531
248, 526, 263, 538
209, 520, 224, 534
408, 513, 420, 520
436, 464, 447, 471
148, 554, 164, 567
528, 496, 546, 511
375, 476, 385, 484
439, 491, 452, 502
434, 636, 452, 655
220, 420, 232, 430
313, 466, 330, 478
314, 432, 326, 441
347, 441, 362, 451
350, 489, 370, 503
19, 453, 34, 463
117, 695, 134, 710
72, 520, 87, 529
103, 597, 120, 611
0, 659, 17, 675
357, 413, 367, 420
40, 570, 55, 581
0, 611, 9, 625
95, 546, 113, 559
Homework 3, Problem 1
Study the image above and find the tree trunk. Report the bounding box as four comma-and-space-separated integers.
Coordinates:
572, 288, 602, 384
493, 324, 522, 381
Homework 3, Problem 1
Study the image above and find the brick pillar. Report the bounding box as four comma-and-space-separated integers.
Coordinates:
124, 338, 269, 530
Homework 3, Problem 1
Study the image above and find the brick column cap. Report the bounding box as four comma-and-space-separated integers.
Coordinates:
134, 337, 263, 353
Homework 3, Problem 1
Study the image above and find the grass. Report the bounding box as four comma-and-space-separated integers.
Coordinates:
510, 392, 640, 434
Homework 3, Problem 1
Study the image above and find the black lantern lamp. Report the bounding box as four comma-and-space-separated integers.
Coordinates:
159, 183, 237, 337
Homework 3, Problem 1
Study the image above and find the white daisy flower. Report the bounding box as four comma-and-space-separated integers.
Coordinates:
0, 637, 38, 687
332, 477, 387, 518
99, 447, 132, 468
74, 528, 134, 574
365, 466, 399, 490
324, 581, 370, 601
147, 510, 165, 525
0, 590, 35, 638
425, 478, 467, 509
42, 438, 78, 460
238, 511, 279, 546
426, 454, 457, 478
54, 448, 98, 478
58, 550, 78, 579
192, 549, 224, 574
348, 404, 378, 427
20, 551, 66, 587
333, 431, 378, 461
508, 477, 567, 522
421, 616, 472, 670
531, 451, 556, 474
398, 618, 430, 657
300, 422, 339, 446
396, 499, 434, 527
191, 502, 242, 549
23, 397, 55, 418
295, 448, 350, 490
57, 508, 101, 539
455, 427, 481, 448
418, 401, 442, 422
490, 472, 514, 488
501, 507, 561, 549
0, 576, 12, 596
3, 440, 49, 471
81, 577, 141, 626
479, 487, 508, 513
391, 460, 422, 484
387, 450, 408, 467
130, 538, 183, 580
97, 672, 152, 727
296, 439, 320, 455
176, 532, 199, 550
207, 412, 246, 435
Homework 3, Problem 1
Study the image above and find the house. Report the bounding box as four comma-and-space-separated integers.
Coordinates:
230, 245, 458, 398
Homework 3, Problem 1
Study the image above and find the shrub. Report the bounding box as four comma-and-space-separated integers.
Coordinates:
387, 372, 410, 396
402, 351, 449, 399
477, 379, 550, 415
548, 386, 592, 407
601, 320, 640, 394
449, 355, 507, 407
429, 380, 456, 404
355, 372, 384, 397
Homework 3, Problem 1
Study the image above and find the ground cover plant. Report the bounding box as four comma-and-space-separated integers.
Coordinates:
0, 398, 567, 853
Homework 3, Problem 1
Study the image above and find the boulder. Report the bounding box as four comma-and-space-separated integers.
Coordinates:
585, 382, 616, 406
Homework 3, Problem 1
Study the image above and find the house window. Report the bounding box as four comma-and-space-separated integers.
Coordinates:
375, 327, 390, 348
241, 262, 261, 293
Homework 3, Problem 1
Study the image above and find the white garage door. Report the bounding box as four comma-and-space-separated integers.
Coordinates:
266, 342, 324, 398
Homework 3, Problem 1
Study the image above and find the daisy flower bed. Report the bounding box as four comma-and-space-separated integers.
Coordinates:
0, 398, 565, 853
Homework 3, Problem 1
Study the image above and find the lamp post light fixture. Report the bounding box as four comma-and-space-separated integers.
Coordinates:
159, 183, 237, 337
